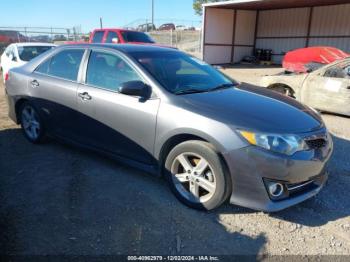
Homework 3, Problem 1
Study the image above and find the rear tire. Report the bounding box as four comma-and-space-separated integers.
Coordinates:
164, 140, 231, 211
19, 102, 46, 144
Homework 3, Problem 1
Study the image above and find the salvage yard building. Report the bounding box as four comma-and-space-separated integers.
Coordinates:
201, 0, 350, 64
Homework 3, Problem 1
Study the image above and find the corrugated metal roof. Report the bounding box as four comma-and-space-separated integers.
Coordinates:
203, 0, 350, 10
203, 0, 258, 8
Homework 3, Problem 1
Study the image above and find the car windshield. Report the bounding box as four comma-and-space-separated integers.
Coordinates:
130, 51, 238, 94
17, 46, 54, 61
121, 31, 155, 43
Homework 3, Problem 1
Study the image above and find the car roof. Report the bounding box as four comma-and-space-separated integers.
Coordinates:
12, 42, 57, 47
93, 28, 141, 33
57, 43, 180, 54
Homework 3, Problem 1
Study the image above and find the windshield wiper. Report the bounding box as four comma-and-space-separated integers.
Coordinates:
207, 83, 236, 92
174, 89, 207, 95
174, 83, 236, 95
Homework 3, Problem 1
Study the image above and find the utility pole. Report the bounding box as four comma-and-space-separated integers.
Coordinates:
151, 0, 154, 26
100, 17, 103, 29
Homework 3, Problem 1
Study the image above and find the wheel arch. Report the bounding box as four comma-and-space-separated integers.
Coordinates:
267, 82, 295, 91
14, 98, 30, 124
159, 133, 233, 206
267, 83, 297, 97
157, 132, 229, 177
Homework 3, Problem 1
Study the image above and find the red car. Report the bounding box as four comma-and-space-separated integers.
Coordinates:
283, 46, 349, 73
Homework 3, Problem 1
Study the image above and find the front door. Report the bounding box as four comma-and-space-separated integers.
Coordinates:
77, 50, 160, 164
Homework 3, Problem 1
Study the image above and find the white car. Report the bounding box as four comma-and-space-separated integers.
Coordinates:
0, 42, 56, 82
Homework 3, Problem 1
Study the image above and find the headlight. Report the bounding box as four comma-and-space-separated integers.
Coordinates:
238, 130, 308, 156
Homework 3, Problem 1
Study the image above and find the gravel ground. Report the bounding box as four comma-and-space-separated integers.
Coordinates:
0, 68, 349, 257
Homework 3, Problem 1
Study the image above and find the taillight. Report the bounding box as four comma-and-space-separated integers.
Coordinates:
4, 72, 9, 82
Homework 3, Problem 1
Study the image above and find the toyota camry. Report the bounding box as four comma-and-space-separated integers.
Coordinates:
5, 44, 333, 211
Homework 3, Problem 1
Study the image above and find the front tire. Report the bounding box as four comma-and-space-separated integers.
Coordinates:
164, 140, 231, 211
19, 102, 46, 144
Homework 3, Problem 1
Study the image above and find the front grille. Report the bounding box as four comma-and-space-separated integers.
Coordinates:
305, 138, 327, 149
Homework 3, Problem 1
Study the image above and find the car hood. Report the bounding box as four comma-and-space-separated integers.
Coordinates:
178, 83, 323, 134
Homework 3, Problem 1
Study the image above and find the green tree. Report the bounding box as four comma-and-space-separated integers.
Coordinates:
193, 0, 225, 16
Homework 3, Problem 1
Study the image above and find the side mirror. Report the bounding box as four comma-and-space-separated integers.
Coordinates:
112, 38, 119, 44
119, 81, 151, 98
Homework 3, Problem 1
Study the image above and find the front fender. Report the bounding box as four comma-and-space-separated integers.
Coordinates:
154, 107, 248, 160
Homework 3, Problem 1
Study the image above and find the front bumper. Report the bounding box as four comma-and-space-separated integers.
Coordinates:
223, 129, 333, 212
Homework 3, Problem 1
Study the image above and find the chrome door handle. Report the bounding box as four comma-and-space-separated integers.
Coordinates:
31, 80, 39, 88
78, 92, 92, 101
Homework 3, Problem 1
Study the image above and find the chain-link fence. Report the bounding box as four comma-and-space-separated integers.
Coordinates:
124, 19, 203, 58
149, 30, 202, 58
0, 25, 202, 58
0, 26, 87, 54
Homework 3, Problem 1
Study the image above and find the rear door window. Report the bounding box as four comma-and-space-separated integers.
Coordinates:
92, 31, 105, 43
86, 50, 142, 92
35, 58, 51, 74
105, 31, 119, 43
35, 49, 84, 81
17, 46, 54, 62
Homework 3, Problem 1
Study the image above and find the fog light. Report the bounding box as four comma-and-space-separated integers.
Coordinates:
268, 182, 284, 197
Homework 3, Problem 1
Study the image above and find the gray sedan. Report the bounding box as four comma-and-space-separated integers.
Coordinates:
5, 44, 333, 211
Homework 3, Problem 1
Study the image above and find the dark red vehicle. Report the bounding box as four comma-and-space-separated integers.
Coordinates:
282, 46, 350, 73
0, 30, 27, 44
89, 28, 156, 44
89, 28, 175, 49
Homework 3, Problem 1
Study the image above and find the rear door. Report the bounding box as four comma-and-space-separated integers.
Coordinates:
30, 48, 86, 139
76, 49, 160, 164
301, 61, 350, 112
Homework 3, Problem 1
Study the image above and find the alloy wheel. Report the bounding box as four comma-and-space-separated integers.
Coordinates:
171, 152, 216, 203
21, 105, 41, 140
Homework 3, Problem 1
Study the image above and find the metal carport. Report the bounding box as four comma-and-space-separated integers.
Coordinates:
201, 0, 350, 64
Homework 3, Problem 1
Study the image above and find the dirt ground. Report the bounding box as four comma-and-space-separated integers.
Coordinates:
0, 68, 350, 257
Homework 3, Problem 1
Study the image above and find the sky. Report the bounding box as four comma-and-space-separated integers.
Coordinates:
0, 0, 201, 32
